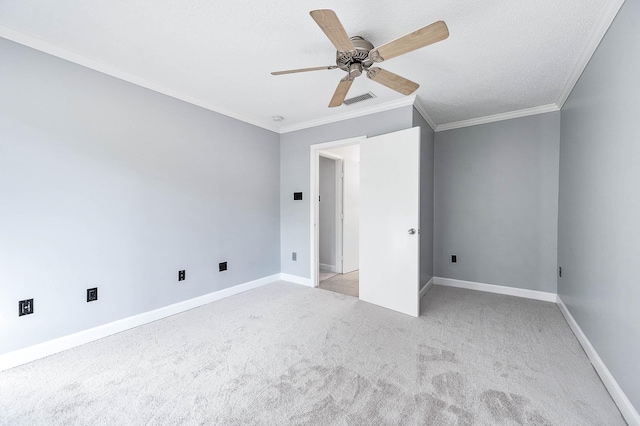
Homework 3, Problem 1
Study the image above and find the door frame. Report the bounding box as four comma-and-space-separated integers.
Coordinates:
310, 136, 365, 287
319, 151, 344, 275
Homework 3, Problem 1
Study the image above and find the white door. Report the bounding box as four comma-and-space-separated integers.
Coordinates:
359, 127, 420, 317
342, 158, 360, 273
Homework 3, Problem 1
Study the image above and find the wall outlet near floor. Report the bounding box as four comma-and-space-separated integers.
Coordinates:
219, 262, 227, 272
292, 252, 297, 261
87, 287, 98, 302
451, 255, 457, 263
19, 299, 34, 316
178, 270, 186, 281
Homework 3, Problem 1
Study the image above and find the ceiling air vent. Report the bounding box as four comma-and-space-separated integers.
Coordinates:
343, 92, 376, 106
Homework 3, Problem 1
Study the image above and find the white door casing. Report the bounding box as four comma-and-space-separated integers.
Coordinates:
342, 158, 360, 274
359, 127, 421, 317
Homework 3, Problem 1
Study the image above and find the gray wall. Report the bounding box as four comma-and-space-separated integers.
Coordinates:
318, 156, 336, 268
558, 0, 640, 410
280, 106, 414, 277
412, 109, 435, 289
0, 38, 280, 353
434, 112, 560, 292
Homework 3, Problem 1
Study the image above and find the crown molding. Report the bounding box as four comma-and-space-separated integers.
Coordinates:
0, 26, 418, 136
412, 98, 437, 132
435, 104, 560, 132
4, 0, 624, 137
278, 96, 417, 134
556, 0, 625, 108
0, 25, 281, 133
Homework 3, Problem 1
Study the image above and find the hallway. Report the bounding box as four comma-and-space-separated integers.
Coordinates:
318, 270, 359, 297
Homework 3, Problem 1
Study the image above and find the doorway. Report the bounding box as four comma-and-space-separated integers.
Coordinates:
310, 136, 365, 295
317, 145, 360, 297
310, 127, 421, 317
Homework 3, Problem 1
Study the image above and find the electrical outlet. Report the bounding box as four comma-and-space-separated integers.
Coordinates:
293, 192, 303, 200
87, 287, 98, 302
219, 262, 227, 272
19, 299, 33, 316
292, 252, 297, 261
559, 267, 562, 277
178, 270, 186, 281
451, 255, 457, 263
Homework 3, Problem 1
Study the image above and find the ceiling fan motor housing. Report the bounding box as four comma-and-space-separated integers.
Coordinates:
336, 36, 374, 72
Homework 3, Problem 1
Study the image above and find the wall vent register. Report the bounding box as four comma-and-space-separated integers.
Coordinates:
344, 92, 377, 105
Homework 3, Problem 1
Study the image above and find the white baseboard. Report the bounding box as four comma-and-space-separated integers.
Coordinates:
420, 277, 434, 298
0, 274, 280, 372
319, 263, 337, 273
433, 277, 558, 303
557, 296, 640, 425
430, 277, 638, 424
279, 273, 313, 287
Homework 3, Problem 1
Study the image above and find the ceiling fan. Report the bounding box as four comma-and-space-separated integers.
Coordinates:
271, 9, 449, 108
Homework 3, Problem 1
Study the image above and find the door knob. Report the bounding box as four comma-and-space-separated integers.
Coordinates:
408, 228, 416, 235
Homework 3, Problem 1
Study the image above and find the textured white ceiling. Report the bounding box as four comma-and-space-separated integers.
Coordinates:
0, 0, 624, 132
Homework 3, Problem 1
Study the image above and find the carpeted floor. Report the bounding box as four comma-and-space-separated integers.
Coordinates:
0, 282, 625, 425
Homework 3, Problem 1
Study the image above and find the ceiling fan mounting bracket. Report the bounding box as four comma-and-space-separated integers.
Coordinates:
368, 49, 383, 63
367, 67, 381, 79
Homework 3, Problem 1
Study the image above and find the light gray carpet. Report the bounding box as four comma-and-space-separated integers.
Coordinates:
0, 282, 625, 425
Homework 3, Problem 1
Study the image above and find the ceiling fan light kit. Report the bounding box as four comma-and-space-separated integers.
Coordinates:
271, 9, 449, 108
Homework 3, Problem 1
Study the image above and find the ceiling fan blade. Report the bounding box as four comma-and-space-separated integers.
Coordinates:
271, 66, 338, 75
310, 9, 356, 53
370, 21, 449, 62
367, 68, 419, 95
329, 77, 354, 107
